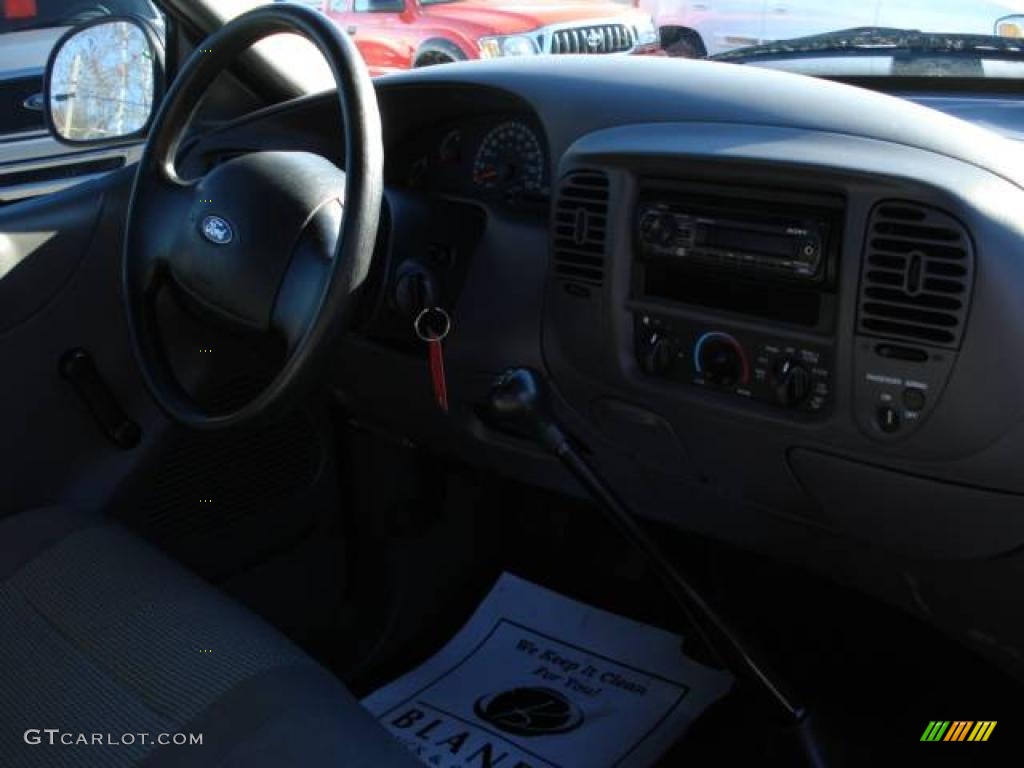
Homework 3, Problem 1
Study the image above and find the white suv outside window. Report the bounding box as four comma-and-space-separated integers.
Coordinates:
639, 0, 1024, 56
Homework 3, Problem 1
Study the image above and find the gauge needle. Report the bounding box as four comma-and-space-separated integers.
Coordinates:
476, 168, 498, 181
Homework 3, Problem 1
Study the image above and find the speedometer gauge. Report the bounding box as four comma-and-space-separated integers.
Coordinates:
472, 121, 545, 197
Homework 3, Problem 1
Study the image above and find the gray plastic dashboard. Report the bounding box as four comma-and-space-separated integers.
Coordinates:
189, 56, 1024, 569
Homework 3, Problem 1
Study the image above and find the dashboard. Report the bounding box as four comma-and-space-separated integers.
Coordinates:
182, 57, 1024, 679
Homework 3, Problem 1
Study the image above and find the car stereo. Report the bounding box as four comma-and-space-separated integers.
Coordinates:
629, 182, 843, 414
636, 193, 830, 282
631, 182, 844, 332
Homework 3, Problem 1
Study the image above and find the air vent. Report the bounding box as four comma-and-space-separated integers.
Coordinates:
552, 170, 609, 287
857, 202, 974, 348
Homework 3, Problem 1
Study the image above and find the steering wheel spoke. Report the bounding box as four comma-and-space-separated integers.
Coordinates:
124, 171, 194, 293
272, 199, 343, 356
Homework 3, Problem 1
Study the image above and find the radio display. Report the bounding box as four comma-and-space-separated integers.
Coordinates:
702, 225, 802, 260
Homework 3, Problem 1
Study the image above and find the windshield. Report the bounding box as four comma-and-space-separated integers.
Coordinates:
198, 0, 1024, 92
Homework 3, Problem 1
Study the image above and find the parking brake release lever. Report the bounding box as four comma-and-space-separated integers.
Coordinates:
487, 368, 809, 728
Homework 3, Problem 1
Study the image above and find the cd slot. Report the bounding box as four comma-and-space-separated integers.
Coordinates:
643, 262, 822, 327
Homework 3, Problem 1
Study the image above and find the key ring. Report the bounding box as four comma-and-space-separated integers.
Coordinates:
414, 307, 451, 343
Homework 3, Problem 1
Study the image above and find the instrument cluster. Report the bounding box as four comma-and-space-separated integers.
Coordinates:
393, 115, 550, 210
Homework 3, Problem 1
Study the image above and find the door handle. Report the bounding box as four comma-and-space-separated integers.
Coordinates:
22, 92, 43, 112
346, 25, 357, 34
60, 349, 141, 449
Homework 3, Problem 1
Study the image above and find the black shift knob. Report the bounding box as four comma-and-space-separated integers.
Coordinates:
488, 368, 565, 450
490, 368, 545, 418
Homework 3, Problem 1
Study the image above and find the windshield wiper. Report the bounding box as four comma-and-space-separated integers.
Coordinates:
712, 27, 1024, 64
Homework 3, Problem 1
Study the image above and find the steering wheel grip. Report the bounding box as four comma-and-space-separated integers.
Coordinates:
124, 4, 382, 429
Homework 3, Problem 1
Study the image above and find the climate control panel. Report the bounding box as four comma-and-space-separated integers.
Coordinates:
634, 314, 833, 414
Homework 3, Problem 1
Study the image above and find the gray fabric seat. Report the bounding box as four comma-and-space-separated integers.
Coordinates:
0, 506, 419, 768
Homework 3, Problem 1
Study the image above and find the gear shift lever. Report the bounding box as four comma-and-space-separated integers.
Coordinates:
489, 368, 571, 453
488, 368, 807, 726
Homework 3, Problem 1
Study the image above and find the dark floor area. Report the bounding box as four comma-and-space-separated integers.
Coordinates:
161, 421, 1021, 767
474, 476, 1021, 766
330, 457, 1022, 766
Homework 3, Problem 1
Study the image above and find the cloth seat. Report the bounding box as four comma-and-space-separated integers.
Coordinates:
0, 506, 419, 768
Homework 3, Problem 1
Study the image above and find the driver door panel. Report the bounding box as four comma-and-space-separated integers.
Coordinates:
0, 167, 170, 516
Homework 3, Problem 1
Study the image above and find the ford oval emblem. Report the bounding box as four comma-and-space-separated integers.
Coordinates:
201, 215, 234, 245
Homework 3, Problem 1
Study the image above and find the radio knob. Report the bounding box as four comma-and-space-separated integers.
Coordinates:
642, 211, 676, 246
643, 336, 675, 376
774, 358, 812, 407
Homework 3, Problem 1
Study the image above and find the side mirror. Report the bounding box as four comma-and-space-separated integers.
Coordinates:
44, 17, 164, 145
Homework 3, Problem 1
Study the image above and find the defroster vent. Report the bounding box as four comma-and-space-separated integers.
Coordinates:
553, 170, 609, 287
858, 202, 974, 348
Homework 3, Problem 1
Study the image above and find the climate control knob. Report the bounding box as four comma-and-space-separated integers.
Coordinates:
643, 336, 676, 376
773, 358, 812, 407
697, 334, 746, 388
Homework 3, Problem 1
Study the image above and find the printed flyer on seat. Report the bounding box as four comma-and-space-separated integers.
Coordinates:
362, 573, 733, 768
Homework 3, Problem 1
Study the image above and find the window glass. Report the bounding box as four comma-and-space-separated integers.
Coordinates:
353, 0, 404, 12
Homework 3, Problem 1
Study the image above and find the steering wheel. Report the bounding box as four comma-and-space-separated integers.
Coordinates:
123, 4, 382, 429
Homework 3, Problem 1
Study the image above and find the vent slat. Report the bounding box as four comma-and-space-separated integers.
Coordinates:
863, 286, 962, 311
561, 188, 608, 201
557, 199, 608, 213
554, 221, 606, 234
868, 254, 906, 270
926, 261, 967, 277
865, 270, 904, 286
561, 181, 606, 190
924, 278, 966, 294
552, 243, 605, 258
877, 205, 927, 222
862, 302, 959, 327
858, 201, 973, 349
557, 265, 604, 280
553, 170, 610, 288
861, 318, 957, 345
874, 222, 962, 242
871, 237, 966, 260
554, 227, 606, 242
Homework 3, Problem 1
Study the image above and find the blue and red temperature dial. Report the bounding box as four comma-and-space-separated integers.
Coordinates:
694, 332, 750, 388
